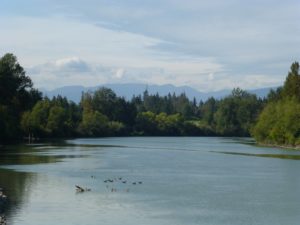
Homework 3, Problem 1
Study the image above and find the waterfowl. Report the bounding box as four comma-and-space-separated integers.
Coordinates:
104, 179, 114, 183
75, 185, 91, 192
75, 185, 85, 192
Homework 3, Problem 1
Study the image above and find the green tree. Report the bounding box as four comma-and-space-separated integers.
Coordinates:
253, 62, 300, 146
0, 105, 19, 140
267, 87, 282, 102
24, 100, 51, 137
135, 111, 158, 135
252, 98, 300, 145
92, 87, 117, 119
0, 53, 41, 141
0, 53, 32, 106
282, 62, 300, 99
200, 97, 217, 125
215, 88, 261, 136
78, 110, 109, 136
46, 106, 68, 136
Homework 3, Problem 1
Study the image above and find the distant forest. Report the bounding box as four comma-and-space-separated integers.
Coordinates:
0, 53, 299, 147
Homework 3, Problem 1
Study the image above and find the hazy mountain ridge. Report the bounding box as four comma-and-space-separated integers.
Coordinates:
42, 83, 275, 103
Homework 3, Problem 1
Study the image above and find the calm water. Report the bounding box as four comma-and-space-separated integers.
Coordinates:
0, 137, 300, 225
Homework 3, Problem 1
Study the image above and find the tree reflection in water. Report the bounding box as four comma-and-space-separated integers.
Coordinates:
0, 144, 64, 224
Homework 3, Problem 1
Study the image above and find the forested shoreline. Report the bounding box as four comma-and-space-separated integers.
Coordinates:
252, 62, 300, 147
0, 53, 299, 148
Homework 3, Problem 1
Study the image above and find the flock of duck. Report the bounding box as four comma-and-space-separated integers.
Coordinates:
76, 176, 143, 193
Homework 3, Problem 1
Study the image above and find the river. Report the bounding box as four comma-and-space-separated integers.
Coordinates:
0, 137, 300, 225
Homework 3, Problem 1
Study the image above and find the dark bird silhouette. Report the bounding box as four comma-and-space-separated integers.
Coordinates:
76, 185, 91, 192
75, 185, 85, 192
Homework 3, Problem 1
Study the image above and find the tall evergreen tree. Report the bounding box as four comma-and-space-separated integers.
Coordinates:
282, 62, 300, 99
0, 53, 42, 141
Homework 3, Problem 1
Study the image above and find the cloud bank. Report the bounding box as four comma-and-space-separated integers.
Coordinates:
28, 56, 282, 91
0, 0, 299, 91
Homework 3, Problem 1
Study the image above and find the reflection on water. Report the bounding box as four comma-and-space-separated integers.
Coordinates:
0, 168, 36, 224
211, 151, 300, 160
0, 137, 300, 225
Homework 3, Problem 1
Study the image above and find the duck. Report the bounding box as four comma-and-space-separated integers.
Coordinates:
75, 185, 91, 192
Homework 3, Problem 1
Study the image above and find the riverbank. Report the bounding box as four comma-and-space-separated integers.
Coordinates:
257, 142, 300, 151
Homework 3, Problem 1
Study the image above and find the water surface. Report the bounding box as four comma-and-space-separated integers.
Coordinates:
0, 137, 300, 225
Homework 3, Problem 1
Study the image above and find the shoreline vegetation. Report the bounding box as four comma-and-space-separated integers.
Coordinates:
0, 53, 299, 149
252, 62, 300, 148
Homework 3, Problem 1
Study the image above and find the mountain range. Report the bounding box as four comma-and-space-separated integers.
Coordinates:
42, 83, 275, 103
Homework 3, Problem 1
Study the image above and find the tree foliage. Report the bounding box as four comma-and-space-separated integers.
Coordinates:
252, 62, 300, 146
215, 88, 262, 136
282, 62, 300, 99
0, 53, 42, 141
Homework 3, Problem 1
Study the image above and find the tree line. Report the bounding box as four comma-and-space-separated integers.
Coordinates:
0, 53, 299, 146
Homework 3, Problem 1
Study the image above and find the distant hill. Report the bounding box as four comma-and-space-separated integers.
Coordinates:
42, 83, 276, 103
248, 87, 274, 99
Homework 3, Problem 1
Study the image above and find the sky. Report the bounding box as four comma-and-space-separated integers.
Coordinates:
0, 0, 299, 91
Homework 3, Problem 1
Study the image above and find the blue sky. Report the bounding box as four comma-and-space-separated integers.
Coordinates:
0, 0, 299, 91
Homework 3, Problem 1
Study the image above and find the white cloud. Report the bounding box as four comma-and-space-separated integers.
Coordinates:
29, 57, 91, 76
54, 57, 89, 71
208, 73, 214, 81
114, 68, 125, 79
